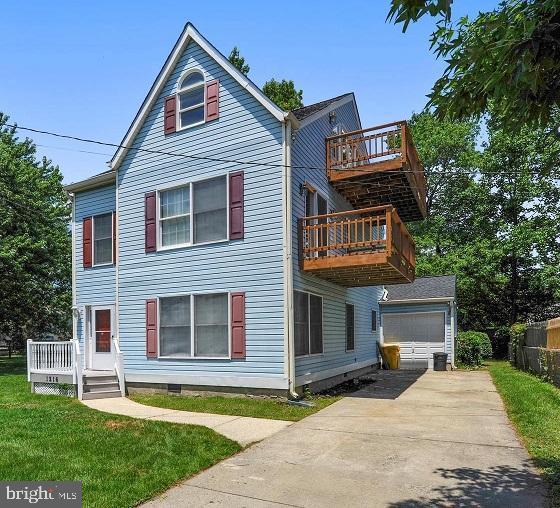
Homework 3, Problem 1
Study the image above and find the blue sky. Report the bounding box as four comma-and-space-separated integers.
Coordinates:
2, 0, 495, 183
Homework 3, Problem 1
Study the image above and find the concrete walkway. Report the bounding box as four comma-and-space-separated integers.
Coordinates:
142, 369, 546, 507
82, 397, 292, 446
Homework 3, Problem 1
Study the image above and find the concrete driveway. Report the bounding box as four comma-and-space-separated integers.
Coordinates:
143, 370, 545, 507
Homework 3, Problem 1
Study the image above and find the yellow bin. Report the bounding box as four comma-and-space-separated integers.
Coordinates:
381, 344, 400, 369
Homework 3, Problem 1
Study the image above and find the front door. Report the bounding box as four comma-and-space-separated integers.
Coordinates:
90, 305, 115, 370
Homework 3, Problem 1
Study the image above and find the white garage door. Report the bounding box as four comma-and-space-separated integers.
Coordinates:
382, 312, 446, 369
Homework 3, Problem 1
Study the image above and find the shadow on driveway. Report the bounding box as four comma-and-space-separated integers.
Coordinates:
388, 461, 544, 507
347, 369, 427, 400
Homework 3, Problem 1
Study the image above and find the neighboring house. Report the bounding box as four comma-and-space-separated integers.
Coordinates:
380, 275, 457, 369
61, 23, 427, 399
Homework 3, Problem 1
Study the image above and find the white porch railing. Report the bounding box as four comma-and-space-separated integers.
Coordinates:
113, 337, 125, 397
26, 338, 125, 399
28, 341, 74, 374
27, 339, 84, 399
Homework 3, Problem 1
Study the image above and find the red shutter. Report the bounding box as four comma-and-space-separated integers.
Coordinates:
231, 292, 246, 359
83, 217, 92, 268
145, 191, 157, 252
229, 171, 244, 240
112, 211, 117, 265
205, 79, 219, 121
164, 96, 176, 135
146, 299, 158, 358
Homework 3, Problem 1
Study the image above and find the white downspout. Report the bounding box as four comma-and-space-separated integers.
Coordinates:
282, 119, 298, 399
70, 192, 77, 341
450, 300, 456, 369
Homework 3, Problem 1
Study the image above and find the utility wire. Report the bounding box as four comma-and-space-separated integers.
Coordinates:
7, 122, 544, 178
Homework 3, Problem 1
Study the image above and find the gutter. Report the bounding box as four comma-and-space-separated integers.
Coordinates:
65, 170, 116, 194
379, 297, 455, 305
282, 120, 298, 400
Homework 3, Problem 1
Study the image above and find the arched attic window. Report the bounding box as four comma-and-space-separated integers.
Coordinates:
178, 70, 205, 129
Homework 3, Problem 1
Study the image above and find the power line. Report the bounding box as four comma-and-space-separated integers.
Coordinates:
4, 121, 533, 178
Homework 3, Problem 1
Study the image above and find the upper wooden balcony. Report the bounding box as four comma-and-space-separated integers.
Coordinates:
298, 205, 415, 287
326, 121, 427, 222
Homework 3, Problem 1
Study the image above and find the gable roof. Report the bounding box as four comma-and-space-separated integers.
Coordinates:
292, 93, 354, 120
110, 22, 298, 171
383, 275, 456, 302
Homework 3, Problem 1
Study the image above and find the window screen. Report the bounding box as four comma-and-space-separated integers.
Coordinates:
294, 290, 323, 357
194, 293, 228, 357
346, 304, 355, 351
371, 309, 377, 332
193, 176, 227, 243
294, 291, 309, 356
93, 213, 113, 265
160, 186, 190, 247
309, 294, 323, 354
160, 296, 191, 357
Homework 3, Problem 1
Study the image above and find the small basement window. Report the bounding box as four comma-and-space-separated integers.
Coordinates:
178, 71, 205, 129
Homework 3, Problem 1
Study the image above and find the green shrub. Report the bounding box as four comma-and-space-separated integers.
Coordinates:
456, 331, 493, 366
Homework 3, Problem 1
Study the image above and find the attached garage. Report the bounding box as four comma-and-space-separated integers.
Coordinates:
380, 276, 457, 369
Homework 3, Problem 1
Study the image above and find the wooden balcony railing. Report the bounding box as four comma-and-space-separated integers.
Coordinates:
298, 205, 415, 286
325, 121, 427, 214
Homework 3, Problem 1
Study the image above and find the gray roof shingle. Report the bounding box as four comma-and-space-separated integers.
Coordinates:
383, 275, 456, 302
292, 93, 354, 120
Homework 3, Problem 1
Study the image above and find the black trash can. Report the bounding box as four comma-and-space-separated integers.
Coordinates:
433, 352, 448, 371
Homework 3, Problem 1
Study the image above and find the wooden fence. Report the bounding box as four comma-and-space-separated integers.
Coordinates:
509, 319, 560, 388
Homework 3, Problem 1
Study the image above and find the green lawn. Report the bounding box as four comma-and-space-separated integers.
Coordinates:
488, 361, 560, 506
0, 356, 240, 508
129, 392, 341, 422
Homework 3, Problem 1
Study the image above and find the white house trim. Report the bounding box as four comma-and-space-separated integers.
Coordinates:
379, 297, 455, 305
110, 22, 298, 171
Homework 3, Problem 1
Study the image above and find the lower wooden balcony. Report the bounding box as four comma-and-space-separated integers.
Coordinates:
298, 206, 415, 287
326, 121, 427, 222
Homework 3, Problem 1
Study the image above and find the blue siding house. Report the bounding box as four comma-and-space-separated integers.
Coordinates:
65, 23, 427, 399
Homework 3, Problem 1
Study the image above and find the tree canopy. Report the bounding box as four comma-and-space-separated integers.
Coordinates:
409, 111, 560, 354
228, 47, 304, 111
0, 114, 71, 347
388, 1, 560, 128
262, 79, 304, 111
228, 46, 250, 76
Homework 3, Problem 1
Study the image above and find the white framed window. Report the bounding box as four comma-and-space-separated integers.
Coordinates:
93, 213, 113, 266
159, 292, 229, 359
160, 186, 190, 248
294, 290, 323, 357
158, 175, 228, 250
177, 70, 205, 130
